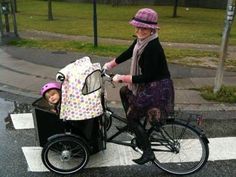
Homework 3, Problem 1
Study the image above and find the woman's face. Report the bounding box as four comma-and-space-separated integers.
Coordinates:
135, 27, 152, 40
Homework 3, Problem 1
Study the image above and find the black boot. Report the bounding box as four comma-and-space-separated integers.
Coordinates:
131, 123, 155, 165
133, 148, 155, 165
119, 86, 132, 114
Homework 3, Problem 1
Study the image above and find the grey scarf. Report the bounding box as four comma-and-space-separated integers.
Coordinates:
128, 33, 158, 95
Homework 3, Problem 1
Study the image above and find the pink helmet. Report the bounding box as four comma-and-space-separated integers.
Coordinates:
129, 8, 159, 29
40, 81, 61, 97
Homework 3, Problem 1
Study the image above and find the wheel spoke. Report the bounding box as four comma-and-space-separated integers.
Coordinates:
150, 120, 209, 175
42, 136, 89, 175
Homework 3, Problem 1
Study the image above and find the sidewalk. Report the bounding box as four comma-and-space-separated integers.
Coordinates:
0, 32, 236, 111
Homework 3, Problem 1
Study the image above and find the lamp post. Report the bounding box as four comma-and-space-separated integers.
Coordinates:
0, 5, 3, 44
2, 1, 10, 32
214, 0, 235, 93
93, 0, 98, 47
0, 0, 18, 44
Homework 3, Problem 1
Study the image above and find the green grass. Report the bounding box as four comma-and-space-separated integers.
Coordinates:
8, 38, 218, 61
8, 39, 127, 57
7, 1, 236, 103
199, 86, 236, 103
15, 0, 236, 45
7, 0, 235, 71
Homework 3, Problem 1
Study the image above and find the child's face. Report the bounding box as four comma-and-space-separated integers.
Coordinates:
45, 89, 60, 105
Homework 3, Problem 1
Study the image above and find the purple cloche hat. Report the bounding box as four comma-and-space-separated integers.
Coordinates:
129, 8, 159, 29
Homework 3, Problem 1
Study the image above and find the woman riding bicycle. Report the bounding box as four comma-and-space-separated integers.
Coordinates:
103, 8, 175, 165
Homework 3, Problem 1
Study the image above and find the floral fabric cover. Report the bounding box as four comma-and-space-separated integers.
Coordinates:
58, 56, 103, 120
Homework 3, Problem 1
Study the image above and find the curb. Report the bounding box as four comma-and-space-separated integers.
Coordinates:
0, 84, 39, 99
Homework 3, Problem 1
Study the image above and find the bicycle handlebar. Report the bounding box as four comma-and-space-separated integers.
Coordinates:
101, 69, 115, 81
101, 69, 111, 78
101, 69, 123, 83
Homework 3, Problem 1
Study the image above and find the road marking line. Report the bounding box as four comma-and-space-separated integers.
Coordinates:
10, 113, 34, 129
22, 144, 139, 172
22, 147, 49, 172
12, 113, 236, 171
208, 137, 236, 161
22, 137, 236, 172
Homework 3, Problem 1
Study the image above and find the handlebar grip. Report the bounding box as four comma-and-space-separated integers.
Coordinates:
56, 73, 65, 82
58, 76, 65, 81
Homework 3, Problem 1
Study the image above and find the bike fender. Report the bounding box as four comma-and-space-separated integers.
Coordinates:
176, 119, 209, 144
200, 134, 209, 144
190, 125, 209, 144
47, 133, 82, 142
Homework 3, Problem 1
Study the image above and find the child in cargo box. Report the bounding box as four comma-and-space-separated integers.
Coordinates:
40, 81, 61, 114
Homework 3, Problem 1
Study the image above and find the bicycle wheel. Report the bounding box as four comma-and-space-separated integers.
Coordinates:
42, 135, 89, 175
150, 120, 209, 175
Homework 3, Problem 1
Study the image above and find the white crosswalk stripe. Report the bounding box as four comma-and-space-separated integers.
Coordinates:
22, 147, 49, 172
11, 113, 34, 129
11, 113, 236, 172
22, 144, 140, 172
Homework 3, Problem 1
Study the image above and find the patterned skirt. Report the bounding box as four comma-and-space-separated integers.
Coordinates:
120, 78, 175, 122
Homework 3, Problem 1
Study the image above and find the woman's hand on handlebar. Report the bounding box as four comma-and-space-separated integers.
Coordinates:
101, 69, 132, 83
112, 74, 132, 83
102, 58, 118, 71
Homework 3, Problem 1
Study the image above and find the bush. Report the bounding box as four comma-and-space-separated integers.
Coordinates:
200, 85, 236, 103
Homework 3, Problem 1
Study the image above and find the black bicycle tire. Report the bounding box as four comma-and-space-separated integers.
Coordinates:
151, 120, 209, 175
42, 135, 89, 175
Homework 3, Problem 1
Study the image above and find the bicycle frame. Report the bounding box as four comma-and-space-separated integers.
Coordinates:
39, 69, 209, 176
101, 70, 209, 155
101, 71, 140, 150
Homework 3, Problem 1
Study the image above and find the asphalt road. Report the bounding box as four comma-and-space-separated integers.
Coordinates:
0, 91, 236, 177
3, 46, 236, 79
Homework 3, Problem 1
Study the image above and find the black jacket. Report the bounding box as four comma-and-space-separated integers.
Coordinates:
115, 38, 170, 83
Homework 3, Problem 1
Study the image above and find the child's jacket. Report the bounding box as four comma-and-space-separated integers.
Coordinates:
58, 57, 103, 120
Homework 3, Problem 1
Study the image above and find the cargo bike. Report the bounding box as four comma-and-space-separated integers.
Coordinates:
32, 57, 209, 176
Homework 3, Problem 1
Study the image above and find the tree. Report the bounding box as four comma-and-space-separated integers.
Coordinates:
11, 0, 18, 36
11, 0, 18, 13
172, 0, 179, 18
112, 0, 119, 6
48, 0, 53, 20
214, 0, 236, 93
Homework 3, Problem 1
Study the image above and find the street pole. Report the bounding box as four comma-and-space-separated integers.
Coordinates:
214, 0, 235, 93
3, 2, 10, 33
93, 0, 98, 47
0, 5, 3, 44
